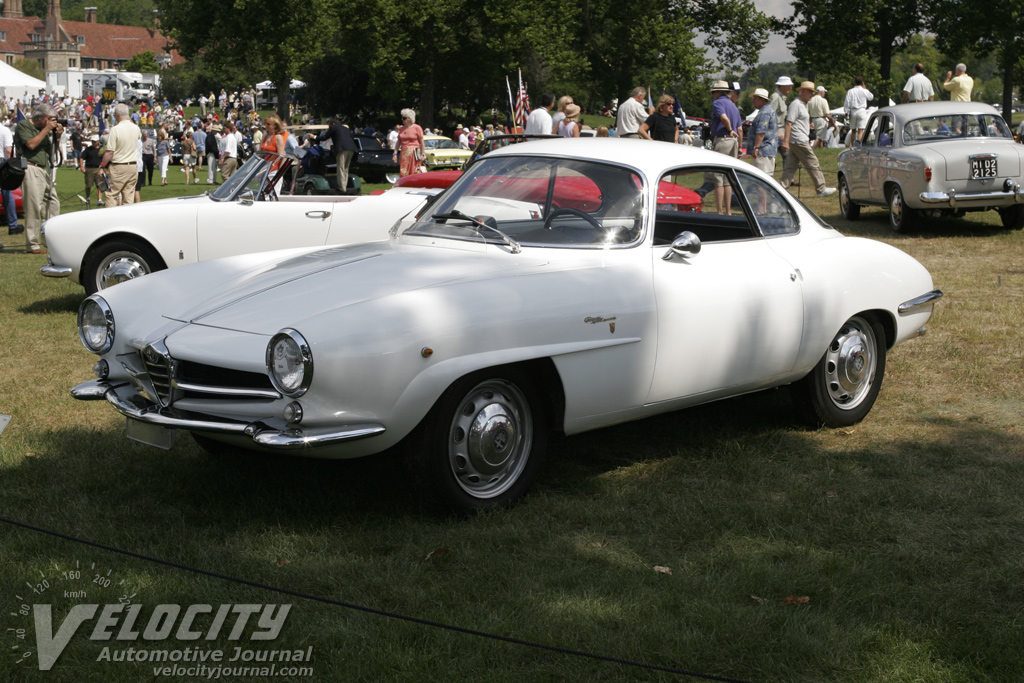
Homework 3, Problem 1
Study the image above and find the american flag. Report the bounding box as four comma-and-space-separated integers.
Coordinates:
514, 69, 530, 128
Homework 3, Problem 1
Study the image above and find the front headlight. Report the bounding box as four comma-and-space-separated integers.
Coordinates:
266, 329, 313, 397
78, 296, 114, 354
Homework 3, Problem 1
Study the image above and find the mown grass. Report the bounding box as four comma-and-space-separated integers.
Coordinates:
0, 148, 1022, 682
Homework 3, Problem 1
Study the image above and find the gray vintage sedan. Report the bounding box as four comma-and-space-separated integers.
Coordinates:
837, 102, 1024, 232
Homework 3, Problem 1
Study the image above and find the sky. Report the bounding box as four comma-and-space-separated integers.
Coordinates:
756, 0, 796, 64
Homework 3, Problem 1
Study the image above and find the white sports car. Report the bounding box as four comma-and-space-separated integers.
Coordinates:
72, 139, 941, 512
837, 102, 1024, 232
41, 151, 435, 295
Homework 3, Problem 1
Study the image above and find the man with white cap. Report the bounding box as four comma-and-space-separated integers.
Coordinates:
747, 88, 778, 176
771, 76, 793, 165
843, 76, 873, 146
807, 85, 833, 148
943, 63, 973, 102
781, 81, 836, 198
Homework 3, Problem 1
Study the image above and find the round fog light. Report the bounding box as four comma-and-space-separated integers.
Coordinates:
283, 401, 303, 425
93, 359, 109, 379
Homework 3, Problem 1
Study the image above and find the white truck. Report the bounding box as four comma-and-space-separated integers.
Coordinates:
46, 69, 160, 102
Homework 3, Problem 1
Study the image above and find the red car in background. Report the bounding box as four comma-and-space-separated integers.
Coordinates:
391, 134, 701, 211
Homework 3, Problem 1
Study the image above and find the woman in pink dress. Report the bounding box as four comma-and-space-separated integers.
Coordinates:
393, 108, 425, 177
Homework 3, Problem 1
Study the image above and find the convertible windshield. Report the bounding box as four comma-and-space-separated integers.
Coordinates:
210, 152, 293, 201
406, 156, 645, 248
903, 114, 1013, 145
425, 138, 458, 150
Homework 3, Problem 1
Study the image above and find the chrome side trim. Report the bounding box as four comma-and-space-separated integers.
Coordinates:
72, 380, 385, 449
898, 289, 943, 314
40, 263, 73, 278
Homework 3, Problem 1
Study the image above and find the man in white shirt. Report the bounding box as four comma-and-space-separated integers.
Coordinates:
387, 125, 399, 150
524, 92, 554, 135
843, 76, 873, 146
616, 86, 649, 137
902, 63, 935, 103
220, 121, 239, 179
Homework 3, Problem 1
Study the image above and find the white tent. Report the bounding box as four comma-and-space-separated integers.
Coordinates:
0, 60, 46, 98
255, 79, 305, 90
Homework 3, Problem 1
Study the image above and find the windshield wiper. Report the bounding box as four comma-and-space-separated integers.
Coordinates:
433, 209, 522, 253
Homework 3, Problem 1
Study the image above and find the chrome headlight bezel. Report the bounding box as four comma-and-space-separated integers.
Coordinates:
78, 296, 115, 354
266, 328, 313, 397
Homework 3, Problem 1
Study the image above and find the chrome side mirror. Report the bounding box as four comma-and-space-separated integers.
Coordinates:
237, 189, 255, 205
661, 231, 701, 260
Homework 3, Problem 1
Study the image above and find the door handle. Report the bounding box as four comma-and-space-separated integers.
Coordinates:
305, 211, 331, 220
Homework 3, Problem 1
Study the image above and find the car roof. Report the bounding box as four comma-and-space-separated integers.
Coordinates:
878, 101, 1000, 123
483, 137, 758, 179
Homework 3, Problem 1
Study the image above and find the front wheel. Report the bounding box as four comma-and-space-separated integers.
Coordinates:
792, 315, 887, 427
82, 239, 166, 296
887, 185, 915, 233
838, 175, 860, 220
405, 368, 548, 513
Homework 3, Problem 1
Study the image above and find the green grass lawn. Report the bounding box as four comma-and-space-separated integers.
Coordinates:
1, 148, 1022, 682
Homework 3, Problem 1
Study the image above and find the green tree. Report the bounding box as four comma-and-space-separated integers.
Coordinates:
123, 50, 159, 73
929, 0, 1024, 115
12, 58, 44, 81
154, 0, 338, 121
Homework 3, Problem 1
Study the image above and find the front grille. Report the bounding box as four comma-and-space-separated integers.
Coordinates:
177, 360, 276, 397
141, 349, 173, 403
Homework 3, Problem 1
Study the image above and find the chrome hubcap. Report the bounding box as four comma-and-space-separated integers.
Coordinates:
824, 317, 877, 410
840, 181, 850, 212
448, 379, 532, 499
99, 253, 149, 290
890, 190, 903, 227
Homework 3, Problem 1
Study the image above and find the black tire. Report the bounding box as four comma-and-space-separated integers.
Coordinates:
82, 239, 166, 296
887, 184, 915, 233
998, 204, 1024, 230
405, 367, 548, 513
838, 175, 860, 220
792, 314, 887, 428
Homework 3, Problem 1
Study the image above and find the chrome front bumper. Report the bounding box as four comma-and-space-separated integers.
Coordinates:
919, 183, 1023, 209
71, 379, 386, 449
40, 260, 73, 278
898, 289, 943, 314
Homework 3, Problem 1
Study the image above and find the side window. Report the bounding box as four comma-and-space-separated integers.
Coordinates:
863, 117, 880, 146
878, 116, 893, 147
653, 168, 757, 244
735, 173, 799, 236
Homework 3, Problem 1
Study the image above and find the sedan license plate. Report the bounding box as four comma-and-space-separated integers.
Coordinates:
971, 156, 997, 179
126, 418, 176, 450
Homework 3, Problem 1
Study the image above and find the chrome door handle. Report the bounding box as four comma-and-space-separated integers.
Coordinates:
305, 211, 332, 220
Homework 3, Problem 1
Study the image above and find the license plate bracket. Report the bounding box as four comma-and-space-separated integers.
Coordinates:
126, 418, 177, 450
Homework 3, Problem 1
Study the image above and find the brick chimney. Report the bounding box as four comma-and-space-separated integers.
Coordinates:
3, 0, 24, 19
84, 6, 97, 22
45, 0, 73, 42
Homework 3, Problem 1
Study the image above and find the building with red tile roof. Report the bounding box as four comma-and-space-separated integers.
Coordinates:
0, 0, 182, 72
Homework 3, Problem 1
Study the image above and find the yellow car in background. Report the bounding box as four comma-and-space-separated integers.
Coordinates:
423, 135, 472, 170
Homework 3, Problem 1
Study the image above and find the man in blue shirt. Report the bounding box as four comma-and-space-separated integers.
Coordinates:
746, 88, 778, 176
709, 80, 741, 214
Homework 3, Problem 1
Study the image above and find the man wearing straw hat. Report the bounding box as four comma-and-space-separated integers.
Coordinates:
709, 80, 741, 214
781, 81, 836, 198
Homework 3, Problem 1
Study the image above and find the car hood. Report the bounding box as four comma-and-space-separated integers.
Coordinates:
166, 242, 551, 335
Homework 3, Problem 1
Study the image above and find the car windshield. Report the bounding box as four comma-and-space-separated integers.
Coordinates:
359, 137, 384, 151
405, 155, 645, 248
425, 138, 456, 150
903, 114, 1013, 145
210, 152, 292, 201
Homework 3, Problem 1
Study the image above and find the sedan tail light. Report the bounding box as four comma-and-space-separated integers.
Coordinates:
924, 167, 932, 182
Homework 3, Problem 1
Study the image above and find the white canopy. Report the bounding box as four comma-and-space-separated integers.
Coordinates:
255, 79, 305, 90
0, 60, 46, 93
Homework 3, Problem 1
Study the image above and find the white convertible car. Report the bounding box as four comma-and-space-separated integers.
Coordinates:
71, 140, 941, 512
41, 152, 435, 295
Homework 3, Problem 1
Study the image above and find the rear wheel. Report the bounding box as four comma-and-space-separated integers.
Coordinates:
405, 367, 548, 513
887, 185, 915, 233
82, 239, 166, 296
792, 315, 887, 427
838, 175, 860, 220
998, 204, 1024, 230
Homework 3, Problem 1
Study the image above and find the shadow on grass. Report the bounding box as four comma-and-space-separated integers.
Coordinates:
19, 291, 83, 315
824, 209, 1016, 240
